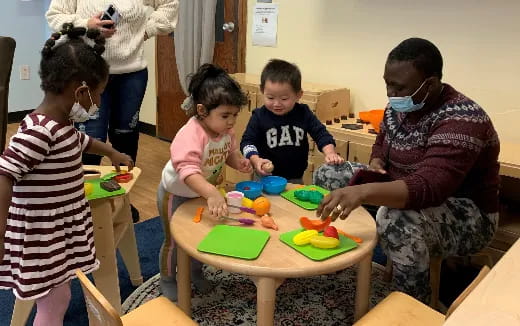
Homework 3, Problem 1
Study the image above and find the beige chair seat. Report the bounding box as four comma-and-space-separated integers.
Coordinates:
354, 292, 445, 326
121, 296, 197, 326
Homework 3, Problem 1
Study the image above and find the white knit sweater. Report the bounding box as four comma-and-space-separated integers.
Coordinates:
46, 0, 178, 74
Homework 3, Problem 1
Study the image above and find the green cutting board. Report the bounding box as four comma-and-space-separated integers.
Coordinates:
279, 228, 358, 261
84, 177, 126, 201
280, 185, 330, 210
197, 225, 270, 260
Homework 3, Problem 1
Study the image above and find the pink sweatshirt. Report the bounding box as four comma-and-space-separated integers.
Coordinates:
161, 117, 238, 198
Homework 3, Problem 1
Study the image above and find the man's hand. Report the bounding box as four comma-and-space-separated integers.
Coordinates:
316, 186, 364, 221
368, 158, 387, 174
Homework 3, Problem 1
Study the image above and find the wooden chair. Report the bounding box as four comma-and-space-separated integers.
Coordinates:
383, 251, 493, 310
354, 265, 490, 325
76, 270, 197, 326
0, 36, 16, 151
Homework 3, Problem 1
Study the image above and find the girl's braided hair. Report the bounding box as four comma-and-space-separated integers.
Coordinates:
40, 23, 109, 94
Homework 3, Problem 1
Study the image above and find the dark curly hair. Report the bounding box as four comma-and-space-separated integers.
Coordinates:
40, 23, 109, 94
387, 38, 443, 79
187, 63, 247, 118
260, 59, 302, 93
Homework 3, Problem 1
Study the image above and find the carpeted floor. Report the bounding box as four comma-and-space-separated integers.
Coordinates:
123, 263, 394, 326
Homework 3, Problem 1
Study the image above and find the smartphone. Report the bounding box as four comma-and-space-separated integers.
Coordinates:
100, 4, 120, 29
348, 169, 393, 186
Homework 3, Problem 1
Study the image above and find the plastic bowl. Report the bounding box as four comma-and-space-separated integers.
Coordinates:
235, 181, 263, 199
260, 176, 288, 195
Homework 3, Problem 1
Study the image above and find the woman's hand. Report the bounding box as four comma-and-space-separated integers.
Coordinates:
87, 12, 116, 38
368, 158, 387, 174
237, 158, 253, 174
109, 151, 134, 172
325, 152, 345, 165
207, 194, 228, 219
316, 186, 364, 221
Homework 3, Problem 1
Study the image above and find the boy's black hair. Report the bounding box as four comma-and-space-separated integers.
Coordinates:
387, 38, 443, 79
40, 23, 109, 94
260, 59, 302, 93
187, 63, 247, 117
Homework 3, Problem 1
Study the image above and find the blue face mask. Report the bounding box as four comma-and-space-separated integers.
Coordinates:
388, 79, 429, 113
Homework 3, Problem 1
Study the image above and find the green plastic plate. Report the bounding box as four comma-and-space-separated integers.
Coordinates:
85, 176, 126, 201
197, 225, 271, 260
280, 185, 330, 210
279, 228, 357, 261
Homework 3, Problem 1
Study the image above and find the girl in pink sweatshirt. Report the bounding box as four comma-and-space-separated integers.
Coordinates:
157, 64, 252, 301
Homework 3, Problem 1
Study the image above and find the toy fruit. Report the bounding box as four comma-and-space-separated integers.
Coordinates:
84, 183, 94, 196
262, 162, 274, 173
260, 214, 278, 230
310, 235, 340, 249
292, 229, 318, 245
114, 172, 133, 183
323, 226, 339, 239
300, 216, 331, 232
242, 197, 253, 208
252, 196, 271, 216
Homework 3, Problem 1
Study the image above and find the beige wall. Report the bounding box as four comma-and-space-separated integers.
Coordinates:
245, 0, 520, 143
139, 38, 157, 125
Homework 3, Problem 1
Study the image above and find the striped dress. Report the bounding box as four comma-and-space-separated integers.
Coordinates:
0, 113, 99, 300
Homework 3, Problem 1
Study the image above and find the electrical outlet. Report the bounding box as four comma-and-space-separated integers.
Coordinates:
20, 65, 30, 80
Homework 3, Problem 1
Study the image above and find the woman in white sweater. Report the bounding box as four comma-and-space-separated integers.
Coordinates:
46, 0, 178, 221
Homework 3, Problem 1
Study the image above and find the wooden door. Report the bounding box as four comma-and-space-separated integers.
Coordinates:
156, 0, 247, 140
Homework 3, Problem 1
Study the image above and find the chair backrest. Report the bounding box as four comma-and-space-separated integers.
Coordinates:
445, 265, 491, 319
75, 269, 123, 326
0, 36, 16, 151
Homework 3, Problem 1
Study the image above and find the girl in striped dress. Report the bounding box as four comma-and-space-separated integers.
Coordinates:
0, 24, 133, 326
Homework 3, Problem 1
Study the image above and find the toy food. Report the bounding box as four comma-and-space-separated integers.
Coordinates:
262, 162, 274, 173
220, 215, 255, 225
100, 180, 121, 192
292, 229, 318, 245
260, 214, 278, 230
193, 207, 204, 223
300, 216, 331, 232
252, 196, 271, 216
294, 190, 323, 204
242, 197, 253, 208
337, 228, 363, 243
84, 183, 94, 196
310, 235, 340, 249
114, 172, 133, 183
323, 226, 339, 239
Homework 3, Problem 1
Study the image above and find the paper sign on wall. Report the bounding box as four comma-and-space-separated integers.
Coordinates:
252, 3, 278, 47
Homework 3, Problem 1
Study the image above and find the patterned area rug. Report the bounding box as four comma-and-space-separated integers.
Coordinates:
122, 262, 394, 325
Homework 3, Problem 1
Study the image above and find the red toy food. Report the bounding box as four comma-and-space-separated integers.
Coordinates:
323, 226, 339, 239
114, 172, 133, 183
299, 216, 331, 232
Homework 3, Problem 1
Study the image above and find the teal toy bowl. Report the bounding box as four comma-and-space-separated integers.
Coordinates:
260, 176, 288, 195
235, 181, 263, 199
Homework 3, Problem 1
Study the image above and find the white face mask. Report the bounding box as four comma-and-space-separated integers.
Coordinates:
70, 82, 100, 122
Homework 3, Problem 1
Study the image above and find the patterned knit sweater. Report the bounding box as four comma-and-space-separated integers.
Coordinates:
46, 0, 178, 74
370, 84, 500, 213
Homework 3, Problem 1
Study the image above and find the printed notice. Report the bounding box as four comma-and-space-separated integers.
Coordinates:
252, 3, 278, 47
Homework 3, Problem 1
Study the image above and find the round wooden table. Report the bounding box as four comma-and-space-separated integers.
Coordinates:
171, 192, 377, 326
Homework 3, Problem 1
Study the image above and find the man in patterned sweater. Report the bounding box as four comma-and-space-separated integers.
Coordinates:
313, 38, 499, 303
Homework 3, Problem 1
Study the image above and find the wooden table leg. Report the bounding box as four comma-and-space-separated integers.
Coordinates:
177, 246, 191, 316
354, 252, 373, 321
251, 277, 284, 326
90, 199, 122, 314
116, 197, 143, 287
10, 298, 34, 326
